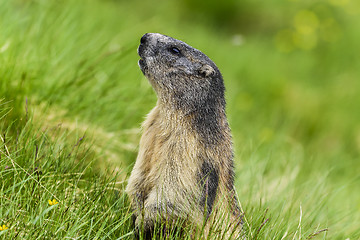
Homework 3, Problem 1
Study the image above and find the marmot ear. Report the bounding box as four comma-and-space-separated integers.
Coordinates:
198, 65, 215, 78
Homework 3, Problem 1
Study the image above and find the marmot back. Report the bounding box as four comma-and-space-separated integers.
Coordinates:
126, 33, 243, 239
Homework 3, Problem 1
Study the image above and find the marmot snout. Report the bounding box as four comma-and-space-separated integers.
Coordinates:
126, 33, 243, 239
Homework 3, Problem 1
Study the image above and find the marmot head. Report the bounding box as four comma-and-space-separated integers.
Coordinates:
138, 33, 225, 111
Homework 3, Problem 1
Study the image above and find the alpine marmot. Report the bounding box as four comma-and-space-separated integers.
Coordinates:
126, 33, 243, 239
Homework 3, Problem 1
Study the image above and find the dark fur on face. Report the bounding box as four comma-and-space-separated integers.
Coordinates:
138, 34, 224, 108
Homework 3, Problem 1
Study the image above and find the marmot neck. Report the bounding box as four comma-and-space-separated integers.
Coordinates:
156, 99, 229, 146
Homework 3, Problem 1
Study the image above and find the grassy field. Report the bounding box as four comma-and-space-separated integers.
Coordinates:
1, 0, 359, 239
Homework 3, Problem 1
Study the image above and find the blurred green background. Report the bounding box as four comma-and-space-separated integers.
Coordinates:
0, 0, 359, 238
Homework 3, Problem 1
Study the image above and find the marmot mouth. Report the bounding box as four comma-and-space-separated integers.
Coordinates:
138, 42, 148, 74
138, 58, 147, 74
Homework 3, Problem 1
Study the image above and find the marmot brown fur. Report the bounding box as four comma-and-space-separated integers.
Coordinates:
126, 33, 243, 239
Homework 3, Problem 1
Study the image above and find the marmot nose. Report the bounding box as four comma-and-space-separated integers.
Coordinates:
140, 33, 150, 44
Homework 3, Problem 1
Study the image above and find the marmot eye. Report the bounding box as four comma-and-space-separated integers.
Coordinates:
169, 47, 181, 55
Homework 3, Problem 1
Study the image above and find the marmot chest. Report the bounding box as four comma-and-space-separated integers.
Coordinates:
141, 107, 203, 183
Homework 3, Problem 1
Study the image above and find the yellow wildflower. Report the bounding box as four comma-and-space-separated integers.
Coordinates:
0, 224, 8, 231
48, 199, 59, 206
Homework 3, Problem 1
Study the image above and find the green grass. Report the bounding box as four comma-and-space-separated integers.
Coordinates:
1, 0, 359, 239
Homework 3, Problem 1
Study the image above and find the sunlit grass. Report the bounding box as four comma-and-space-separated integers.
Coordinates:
0, 0, 359, 239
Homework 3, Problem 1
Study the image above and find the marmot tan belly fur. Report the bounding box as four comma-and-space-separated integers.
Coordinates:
126, 33, 243, 239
